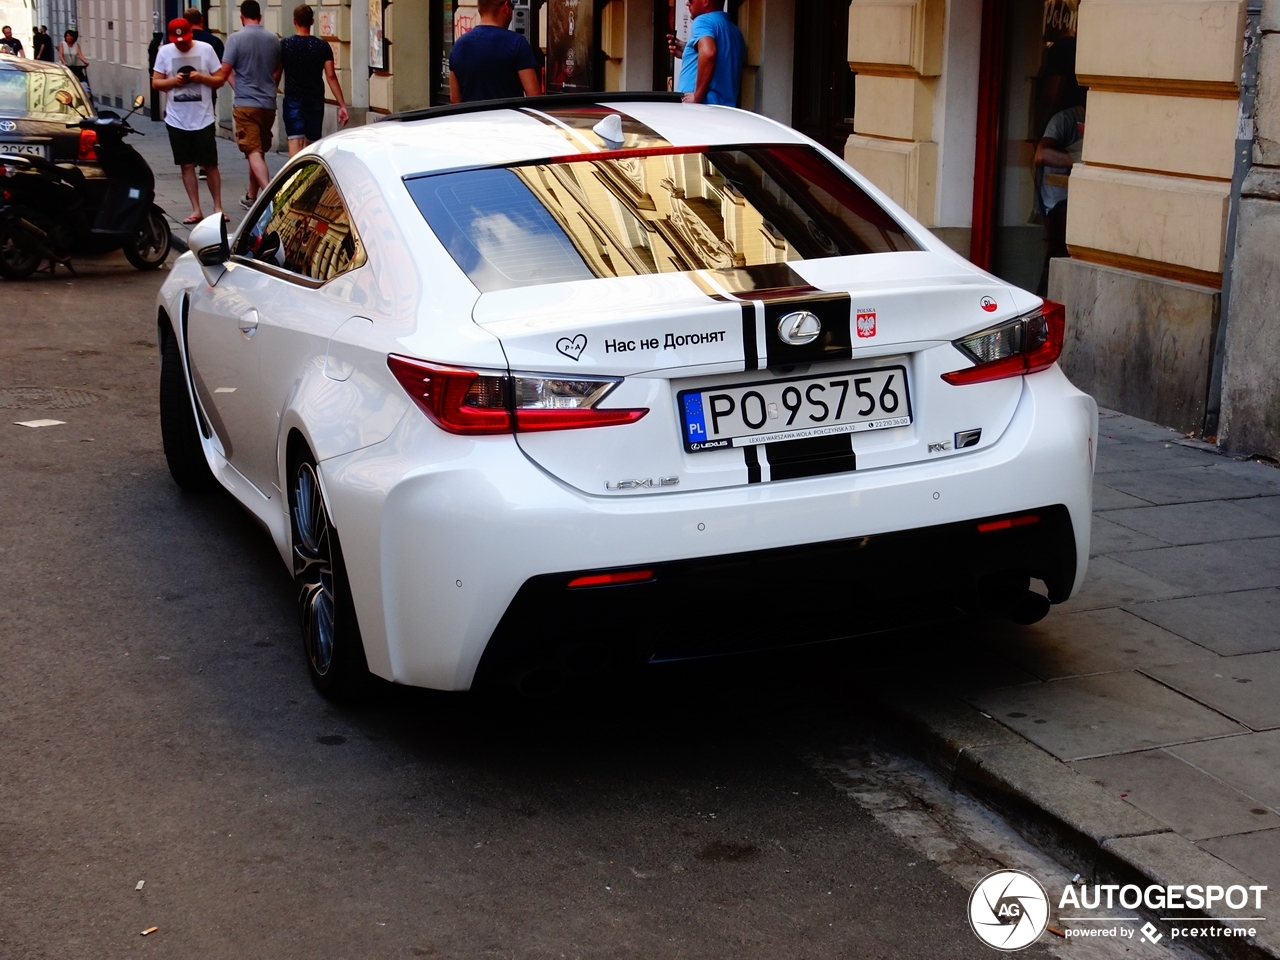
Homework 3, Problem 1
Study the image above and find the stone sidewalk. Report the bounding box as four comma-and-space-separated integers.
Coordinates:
854, 410, 1280, 957
130, 116, 288, 251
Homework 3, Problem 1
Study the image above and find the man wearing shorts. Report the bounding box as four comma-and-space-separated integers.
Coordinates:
152, 18, 224, 223
279, 4, 348, 157
218, 0, 280, 208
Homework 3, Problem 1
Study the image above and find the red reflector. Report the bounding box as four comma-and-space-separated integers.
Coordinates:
977, 514, 1040, 533
77, 128, 98, 162
566, 568, 654, 589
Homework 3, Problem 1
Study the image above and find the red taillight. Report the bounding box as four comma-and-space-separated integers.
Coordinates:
387, 355, 648, 435
77, 128, 98, 161
566, 568, 654, 588
977, 514, 1040, 533
942, 300, 1065, 386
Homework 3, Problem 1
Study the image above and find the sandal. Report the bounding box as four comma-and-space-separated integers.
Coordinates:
182, 213, 203, 225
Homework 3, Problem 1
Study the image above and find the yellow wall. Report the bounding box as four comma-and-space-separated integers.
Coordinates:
1068, 0, 1245, 284
844, 0, 945, 224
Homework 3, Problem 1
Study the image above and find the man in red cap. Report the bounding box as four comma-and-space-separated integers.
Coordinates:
151, 18, 225, 224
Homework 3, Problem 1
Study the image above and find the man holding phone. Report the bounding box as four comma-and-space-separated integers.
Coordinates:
666, 0, 745, 106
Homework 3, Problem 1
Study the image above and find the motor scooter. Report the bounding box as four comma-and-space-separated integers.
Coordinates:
0, 93, 170, 279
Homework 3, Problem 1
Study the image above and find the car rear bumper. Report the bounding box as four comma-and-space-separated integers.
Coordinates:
474, 503, 1077, 690
321, 365, 1097, 691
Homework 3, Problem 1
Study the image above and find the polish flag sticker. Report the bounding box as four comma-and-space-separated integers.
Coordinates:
856, 309, 877, 338
980, 296, 998, 312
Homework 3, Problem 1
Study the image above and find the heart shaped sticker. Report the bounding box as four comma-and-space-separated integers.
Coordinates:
556, 334, 587, 361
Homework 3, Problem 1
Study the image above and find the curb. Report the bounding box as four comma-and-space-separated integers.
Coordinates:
860, 682, 1280, 960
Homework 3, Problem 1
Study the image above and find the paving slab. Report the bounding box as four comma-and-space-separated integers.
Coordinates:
955, 739, 1168, 870
1094, 481, 1154, 511
1097, 409, 1184, 443
1170, 730, 1280, 812
1054, 555, 1185, 613
1234, 496, 1280, 523
1100, 833, 1280, 959
1091, 514, 1169, 554
1094, 439, 1220, 474
1103, 465, 1279, 506
1116, 539, 1280, 593
1072, 749, 1280, 841
1200, 828, 1280, 889
976, 607, 1217, 680
1124, 589, 1280, 656
971, 671, 1245, 761
1145, 652, 1280, 731
1105, 500, 1280, 546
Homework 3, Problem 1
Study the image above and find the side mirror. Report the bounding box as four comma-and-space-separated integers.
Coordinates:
133, 94, 146, 109
189, 213, 230, 286
55, 90, 73, 106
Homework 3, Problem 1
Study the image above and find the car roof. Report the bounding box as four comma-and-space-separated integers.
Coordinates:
0, 56, 74, 75
320, 93, 812, 181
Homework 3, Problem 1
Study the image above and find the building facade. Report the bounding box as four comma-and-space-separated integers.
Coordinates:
72, 0, 1276, 457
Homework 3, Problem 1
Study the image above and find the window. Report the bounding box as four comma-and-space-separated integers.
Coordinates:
0, 64, 91, 120
234, 162, 364, 283
405, 145, 919, 293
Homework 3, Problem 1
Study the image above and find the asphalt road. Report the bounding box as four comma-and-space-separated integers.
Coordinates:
0, 253, 1053, 959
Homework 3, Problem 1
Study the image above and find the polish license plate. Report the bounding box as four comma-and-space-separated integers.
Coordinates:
0, 141, 48, 159
679, 365, 912, 452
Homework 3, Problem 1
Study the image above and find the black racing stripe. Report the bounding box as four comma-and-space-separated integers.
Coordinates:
710, 263, 815, 297
763, 292, 852, 368
741, 303, 757, 371
743, 444, 762, 484
764, 434, 856, 481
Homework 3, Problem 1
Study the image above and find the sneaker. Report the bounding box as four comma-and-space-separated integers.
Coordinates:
198, 168, 208, 181
239, 194, 255, 210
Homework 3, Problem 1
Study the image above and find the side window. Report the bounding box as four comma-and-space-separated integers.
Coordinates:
233, 162, 364, 283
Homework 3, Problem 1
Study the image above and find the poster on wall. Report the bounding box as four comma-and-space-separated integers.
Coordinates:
368, 0, 385, 70
1042, 0, 1078, 41
545, 0, 594, 93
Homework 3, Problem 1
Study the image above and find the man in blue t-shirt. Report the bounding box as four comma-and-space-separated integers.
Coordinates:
667, 0, 746, 106
448, 0, 540, 103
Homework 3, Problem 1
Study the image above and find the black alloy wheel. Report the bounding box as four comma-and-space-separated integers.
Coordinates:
0, 223, 40, 280
123, 205, 171, 271
289, 454, 370, 701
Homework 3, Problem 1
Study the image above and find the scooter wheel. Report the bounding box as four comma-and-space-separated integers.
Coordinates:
0, 225, 40, 281
124, 205, 171, 271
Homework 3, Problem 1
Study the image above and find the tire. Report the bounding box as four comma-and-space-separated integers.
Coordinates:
0, 224, 40, 280
289, 454, 370, 701
159, 325, 217, 493
123, 205, 171, 271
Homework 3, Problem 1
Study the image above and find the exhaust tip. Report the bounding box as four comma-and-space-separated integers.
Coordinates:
978, 571, 1051, 625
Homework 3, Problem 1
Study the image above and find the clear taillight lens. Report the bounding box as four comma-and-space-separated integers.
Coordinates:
387, 355, 648, 435
941, 300, 1065, 385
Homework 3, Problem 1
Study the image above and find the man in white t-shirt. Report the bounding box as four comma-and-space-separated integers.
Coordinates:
152, 18, 225, 224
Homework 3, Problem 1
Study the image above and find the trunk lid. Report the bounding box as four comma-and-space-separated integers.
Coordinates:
474, 252, 1032, 496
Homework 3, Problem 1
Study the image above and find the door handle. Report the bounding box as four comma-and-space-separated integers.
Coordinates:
238, 309, 259, 339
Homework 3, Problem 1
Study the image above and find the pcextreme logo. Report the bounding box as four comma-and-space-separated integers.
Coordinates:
969, 869, 1050, 950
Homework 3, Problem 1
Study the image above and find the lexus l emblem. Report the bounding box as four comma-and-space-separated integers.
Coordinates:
0, 121, 16, 132
777, 310, 822, 346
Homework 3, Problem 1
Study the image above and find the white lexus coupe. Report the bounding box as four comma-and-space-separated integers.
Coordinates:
157, 94, 1097, 699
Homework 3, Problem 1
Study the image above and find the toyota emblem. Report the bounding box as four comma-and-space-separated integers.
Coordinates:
0, 121, 16, 132
777, 310, 822, 346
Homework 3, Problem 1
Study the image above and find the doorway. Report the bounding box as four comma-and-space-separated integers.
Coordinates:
791, 0, 855, 152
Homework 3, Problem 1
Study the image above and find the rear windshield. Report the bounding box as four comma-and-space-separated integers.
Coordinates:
404, 145, 920, 292
0, 64, 90, 120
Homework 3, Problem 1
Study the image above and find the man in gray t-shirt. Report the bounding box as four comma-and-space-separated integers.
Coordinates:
217, 0, 280, 206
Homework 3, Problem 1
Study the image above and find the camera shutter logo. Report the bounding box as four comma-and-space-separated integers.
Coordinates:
968, 869, 1050, 950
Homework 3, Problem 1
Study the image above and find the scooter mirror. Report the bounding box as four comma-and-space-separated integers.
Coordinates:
55, 90, 74, 106
189, 213, 230, 286
133, 94, 146, 109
